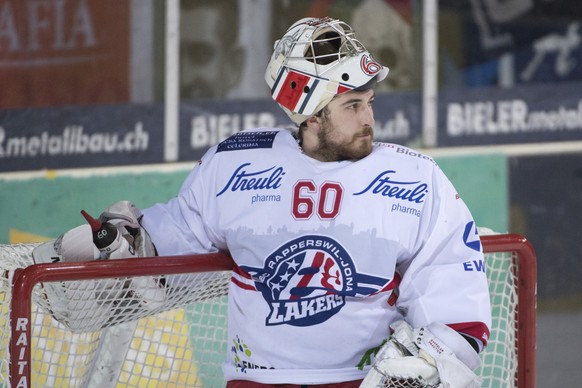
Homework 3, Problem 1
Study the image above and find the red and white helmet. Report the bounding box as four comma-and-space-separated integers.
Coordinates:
265, 17, 389, 125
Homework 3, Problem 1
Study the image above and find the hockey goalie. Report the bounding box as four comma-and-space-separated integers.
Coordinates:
27, 14, 492, 387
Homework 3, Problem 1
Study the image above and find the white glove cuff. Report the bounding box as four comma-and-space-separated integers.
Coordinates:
415, 321, 482, 371
33, 224, 100, 264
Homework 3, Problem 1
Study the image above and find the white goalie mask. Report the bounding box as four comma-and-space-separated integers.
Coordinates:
265, 17, 389, 125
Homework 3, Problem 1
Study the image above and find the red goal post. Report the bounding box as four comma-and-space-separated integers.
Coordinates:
480, 233, 537, 388
1, 233, 536, 388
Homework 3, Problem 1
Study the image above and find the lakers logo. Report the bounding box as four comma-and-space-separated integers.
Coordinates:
240, 235, 393, 327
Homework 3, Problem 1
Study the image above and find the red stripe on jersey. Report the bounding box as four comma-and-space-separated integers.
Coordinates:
448, 321, 491, 347
377, 271, 402, 294
231, 265, 256, 290
231, 276, 256, 291
275, 70, 310, 111
233, 265, 252, 279
377, 271, 401, 306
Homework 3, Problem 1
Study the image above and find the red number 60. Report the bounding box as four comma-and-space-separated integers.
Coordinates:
292, 180, 343, 220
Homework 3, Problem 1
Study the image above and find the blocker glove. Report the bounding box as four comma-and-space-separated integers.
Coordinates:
360, 320, 482, 388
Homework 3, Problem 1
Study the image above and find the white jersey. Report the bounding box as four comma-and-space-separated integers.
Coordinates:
141, 128, 491, 384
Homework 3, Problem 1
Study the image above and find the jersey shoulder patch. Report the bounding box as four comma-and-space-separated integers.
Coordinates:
217, 130, 279, 153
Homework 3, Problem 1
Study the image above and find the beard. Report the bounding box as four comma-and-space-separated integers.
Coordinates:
315, 123, 374, 162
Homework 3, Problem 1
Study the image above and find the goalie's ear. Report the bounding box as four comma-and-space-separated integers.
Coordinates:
32, 224, 100, 264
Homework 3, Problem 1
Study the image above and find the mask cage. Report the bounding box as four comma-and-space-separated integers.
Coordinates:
285, 19, 367, 77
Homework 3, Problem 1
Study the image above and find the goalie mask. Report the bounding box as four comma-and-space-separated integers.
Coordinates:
265, 17, 389, 125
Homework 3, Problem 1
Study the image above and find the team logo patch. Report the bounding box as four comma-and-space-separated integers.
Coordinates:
239, 235, 395, 327
217, 131, 278, 153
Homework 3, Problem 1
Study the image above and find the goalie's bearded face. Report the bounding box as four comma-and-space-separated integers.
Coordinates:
305, 89, 376, 162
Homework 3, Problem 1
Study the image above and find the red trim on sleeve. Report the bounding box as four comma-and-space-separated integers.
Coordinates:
447, 321, 490, 347
231, 265, 257, 291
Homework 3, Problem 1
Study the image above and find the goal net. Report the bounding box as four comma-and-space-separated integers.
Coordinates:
0, 233, 536, 388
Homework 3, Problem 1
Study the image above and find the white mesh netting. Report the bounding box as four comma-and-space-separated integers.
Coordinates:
1, 243, 230, 388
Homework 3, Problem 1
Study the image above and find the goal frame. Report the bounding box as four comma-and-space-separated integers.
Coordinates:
480, 233, 537, 388
7, 234, 536, 388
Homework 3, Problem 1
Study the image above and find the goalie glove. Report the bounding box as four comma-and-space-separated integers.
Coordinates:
97, 200, 156, 258
360, 320, 482, 388
32, 201, 164, 332
32, 200, 153, 264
